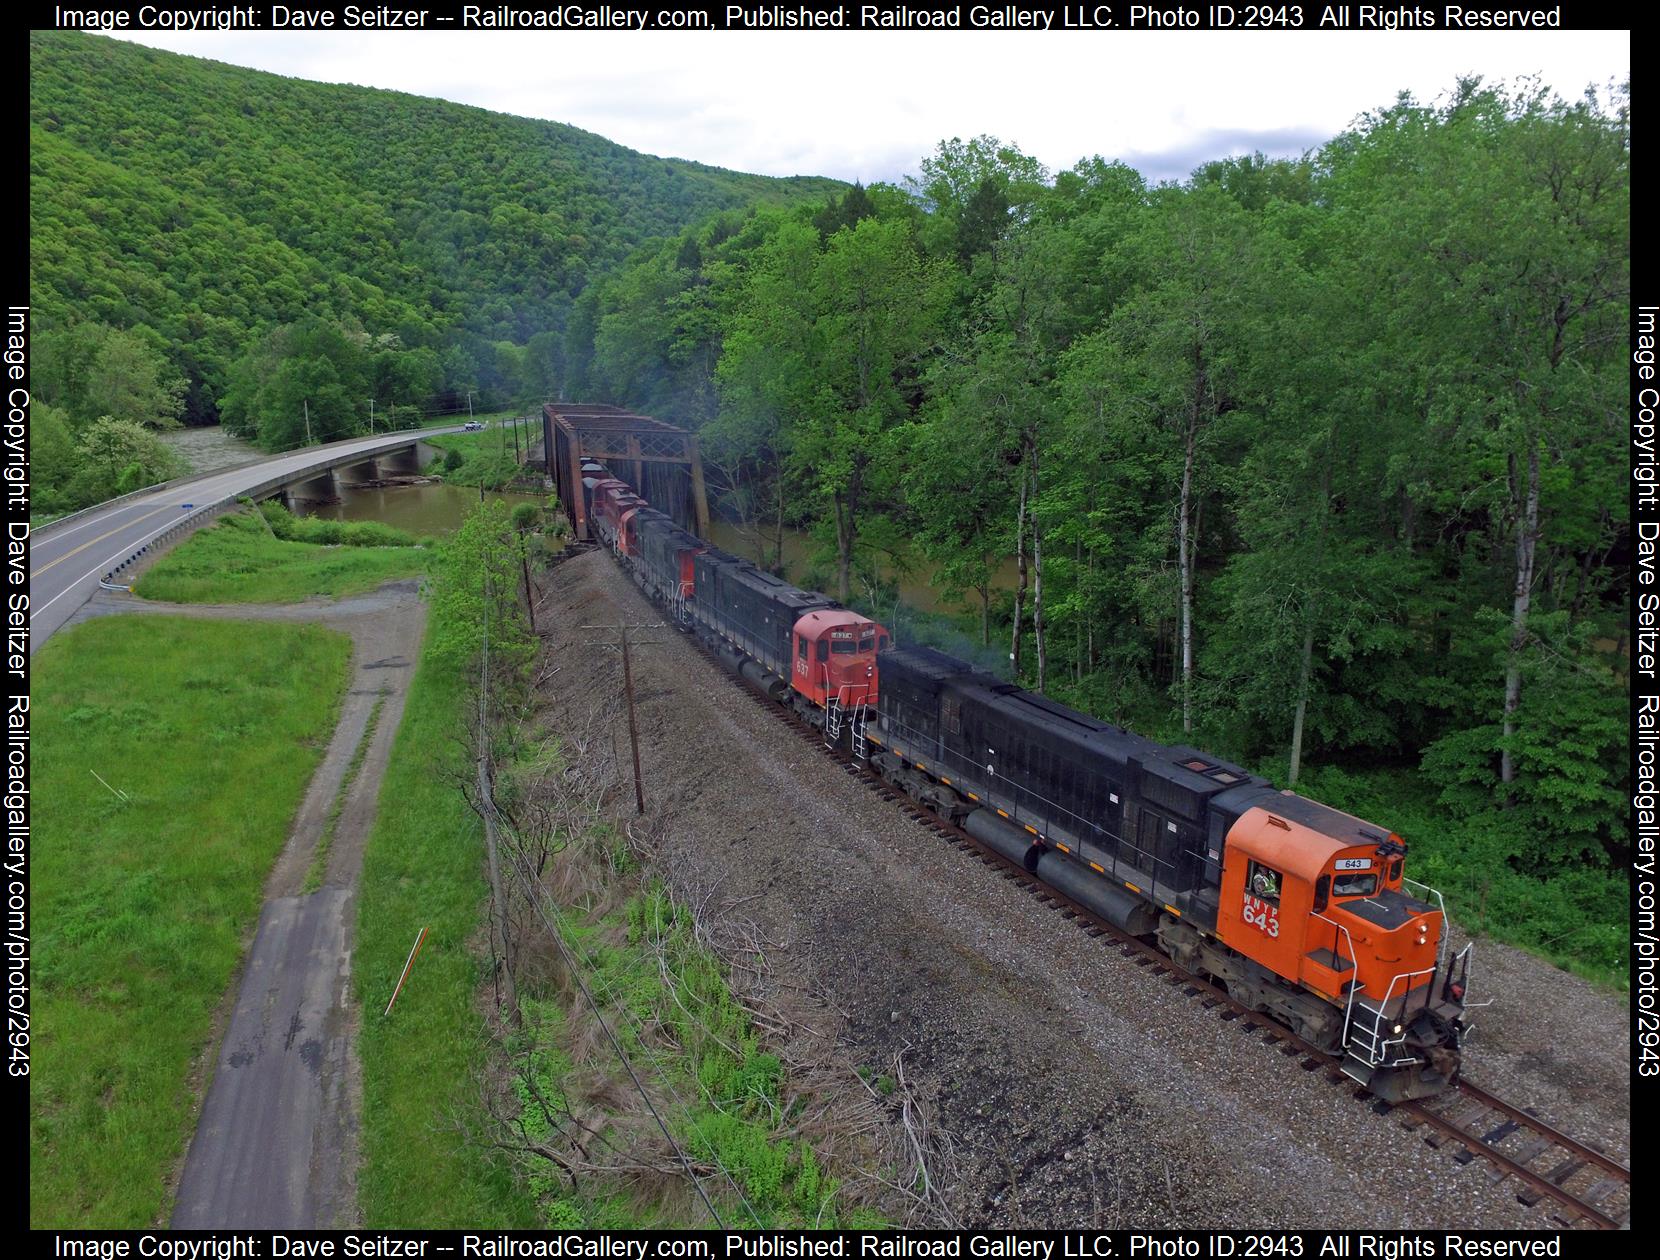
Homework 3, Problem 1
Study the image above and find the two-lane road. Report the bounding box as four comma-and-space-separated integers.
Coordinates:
28, 427, 465, 649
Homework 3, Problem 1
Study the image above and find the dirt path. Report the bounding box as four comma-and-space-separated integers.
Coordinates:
67, 583, 426, 1227
537, 551, 1629, 1229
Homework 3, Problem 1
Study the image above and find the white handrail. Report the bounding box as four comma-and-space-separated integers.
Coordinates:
1312, 911, 1361, 1049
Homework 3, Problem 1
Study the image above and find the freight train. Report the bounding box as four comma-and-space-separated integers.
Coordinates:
578, 460, 1476, 1102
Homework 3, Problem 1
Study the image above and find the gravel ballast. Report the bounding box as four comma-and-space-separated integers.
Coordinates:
535, 549, 1629, 1229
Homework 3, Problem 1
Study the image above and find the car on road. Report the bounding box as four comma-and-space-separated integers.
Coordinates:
463, 420, 484, 431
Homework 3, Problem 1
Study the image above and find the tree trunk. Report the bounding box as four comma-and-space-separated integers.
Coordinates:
1075, 537, 1084, 684
1288, 452, 1334, 786
1178, 411, 1197, 735
773, 456, 786, 573
1010, 466, 1028, 677
1288, 620, 1315, 787
1500, 444, 1541, 792
980, 585, 990, 647
834, 494, 853, 604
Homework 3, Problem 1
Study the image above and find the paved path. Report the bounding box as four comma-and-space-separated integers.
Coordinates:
29, 428, 459, 650
71, 583, 428, 1227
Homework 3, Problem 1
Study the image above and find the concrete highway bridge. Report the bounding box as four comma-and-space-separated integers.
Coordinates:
28, 427, 465, 650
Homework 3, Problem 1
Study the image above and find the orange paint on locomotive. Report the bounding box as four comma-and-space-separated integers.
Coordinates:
1216, 806, 1442, 1006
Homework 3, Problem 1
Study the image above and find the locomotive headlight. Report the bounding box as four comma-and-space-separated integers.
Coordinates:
1393, 1023, 1404, 1035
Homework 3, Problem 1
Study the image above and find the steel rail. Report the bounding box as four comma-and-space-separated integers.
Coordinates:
600, 546, 1627, 1231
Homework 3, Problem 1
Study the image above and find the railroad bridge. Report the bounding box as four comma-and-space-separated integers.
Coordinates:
543, 403, 710, 540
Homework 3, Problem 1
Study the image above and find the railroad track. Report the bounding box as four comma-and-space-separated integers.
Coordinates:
613, 561, 1633, 1231
720, 674, 1631, 1231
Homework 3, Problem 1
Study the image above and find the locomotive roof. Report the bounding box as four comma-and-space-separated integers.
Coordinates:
1254, 789, 1401, 849
879, 644, 1007, 689
708, 553, 838, 613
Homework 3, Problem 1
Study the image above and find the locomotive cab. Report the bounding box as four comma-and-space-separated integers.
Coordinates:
1217, 805, 1468, 1100
791, 610, 888, 712
619, 505, 645, 559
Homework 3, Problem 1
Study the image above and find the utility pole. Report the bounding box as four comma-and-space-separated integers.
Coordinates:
303, 399, 313, 446
581, 622, 664, 816
368, 398, 375, 433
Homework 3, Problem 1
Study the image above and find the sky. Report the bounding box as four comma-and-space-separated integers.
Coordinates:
105, 29, 1628, 186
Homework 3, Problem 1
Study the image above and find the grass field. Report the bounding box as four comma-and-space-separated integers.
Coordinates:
424, 423, 538, 490
135, 512, 428, 604
353, 619, 538, 1227
29, 616, 353, 1227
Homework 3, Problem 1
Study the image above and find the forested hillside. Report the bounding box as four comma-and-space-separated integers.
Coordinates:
568, 91, 1631, 977
28, 32, 838, 506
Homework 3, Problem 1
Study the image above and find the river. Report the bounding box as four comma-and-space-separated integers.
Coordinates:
301, 481, 545, 536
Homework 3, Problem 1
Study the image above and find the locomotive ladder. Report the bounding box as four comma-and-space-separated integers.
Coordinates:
824, 687, 871, 761
849, 704, 870, 763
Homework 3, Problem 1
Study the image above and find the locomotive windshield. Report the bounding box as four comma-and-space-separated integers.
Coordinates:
1333, 872, 1378, 897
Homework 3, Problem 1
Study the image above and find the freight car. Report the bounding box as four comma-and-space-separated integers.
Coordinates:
579, 464, 1473, 1101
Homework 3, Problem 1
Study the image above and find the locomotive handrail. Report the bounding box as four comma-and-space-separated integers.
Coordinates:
1401, 876, 1451, 969
1313, 911, 1361, 1053
1373, 965, 1439, 1065
1448, 941, 1491, 1012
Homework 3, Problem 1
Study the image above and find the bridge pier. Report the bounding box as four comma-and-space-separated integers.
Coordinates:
377, 444, 424, 476
285, 470, 339, 508
337, 459, 382, 487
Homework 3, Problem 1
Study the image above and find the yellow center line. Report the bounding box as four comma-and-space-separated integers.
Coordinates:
31, 503, 177, 577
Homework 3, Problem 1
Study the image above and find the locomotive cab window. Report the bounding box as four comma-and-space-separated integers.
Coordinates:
798, 636, 808, 661
1246, 860, 1282, 905
832, 637, 857, 655
1333, 872, 1377, 897
817, 641, 829, 662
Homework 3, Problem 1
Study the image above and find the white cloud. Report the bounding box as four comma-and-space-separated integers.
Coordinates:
103, 28, 1629, 184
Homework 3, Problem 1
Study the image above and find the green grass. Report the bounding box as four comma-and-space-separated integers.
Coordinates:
135, 511, 428, 604
548, 881, 875, 1227
354, 618, 538, 1227
30, 615, 353, 1227
424, 427, 536, 490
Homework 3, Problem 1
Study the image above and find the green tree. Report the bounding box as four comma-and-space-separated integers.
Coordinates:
429, 499, 535, 680
795, 217, 949, 601
71, 416, 185, 502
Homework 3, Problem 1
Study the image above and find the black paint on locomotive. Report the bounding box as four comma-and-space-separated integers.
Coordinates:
691, 550, 838, 680
876, 645, 1327, 936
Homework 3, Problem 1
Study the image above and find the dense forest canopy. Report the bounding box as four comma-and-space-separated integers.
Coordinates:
28, 31, 839, 503
27, 34, 1629, 972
